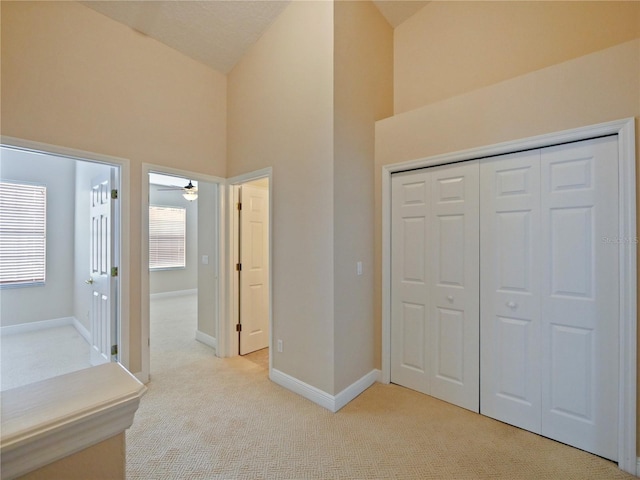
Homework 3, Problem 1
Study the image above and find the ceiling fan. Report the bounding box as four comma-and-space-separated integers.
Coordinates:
158, 180, 198, 201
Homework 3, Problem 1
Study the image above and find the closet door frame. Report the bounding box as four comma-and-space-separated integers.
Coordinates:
381, 117, 636, 475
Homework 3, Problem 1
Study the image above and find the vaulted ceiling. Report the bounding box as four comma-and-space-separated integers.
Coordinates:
81, 1, 428, 74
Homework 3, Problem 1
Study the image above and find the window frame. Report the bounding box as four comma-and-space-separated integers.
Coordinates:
0, 179, 47, 288
148, 204, 187, 271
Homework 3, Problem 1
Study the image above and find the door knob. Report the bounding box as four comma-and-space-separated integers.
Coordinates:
85, 278, 94, 285
506, 301, 517, 309
446, 295, 454, 303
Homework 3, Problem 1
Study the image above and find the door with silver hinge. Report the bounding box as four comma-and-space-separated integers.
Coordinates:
88, 171, 118, 365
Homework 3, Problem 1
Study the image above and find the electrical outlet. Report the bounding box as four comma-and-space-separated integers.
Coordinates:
357, 261, 363, 276
277, 339, 283, 353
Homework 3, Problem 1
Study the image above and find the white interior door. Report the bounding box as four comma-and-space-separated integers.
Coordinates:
391, 169, 431, 394
540, 137, 619, 461
239, 184, 269, 355
391, 161, 479, 411
429, 162, 480, 411
480, 150, 543, 432
89, 171, 116, 365
480, 137, 619, 460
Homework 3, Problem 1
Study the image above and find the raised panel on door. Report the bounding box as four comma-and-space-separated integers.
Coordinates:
480, 151, 542, 432
391, 171, 431, 394
89, 173, 115, 366
239, 184, 270, 355
540, 136, 619, 461
429, 161, 479, 412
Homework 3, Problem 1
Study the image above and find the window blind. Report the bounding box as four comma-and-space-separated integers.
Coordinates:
149, 205, 186, 270
0, 181, 47, 286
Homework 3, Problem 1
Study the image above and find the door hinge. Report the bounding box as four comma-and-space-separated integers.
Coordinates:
236, 263, 242, 271
236, 323, 242, 332
111, 189, 118, 199
237, 202, 242, 211
111, 344, 118, 356
111, 266, 118, 277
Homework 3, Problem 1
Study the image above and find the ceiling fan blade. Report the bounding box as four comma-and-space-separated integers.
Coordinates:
155, 180, 197, 193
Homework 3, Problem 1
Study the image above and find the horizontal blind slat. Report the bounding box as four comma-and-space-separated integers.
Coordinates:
149, 205, 185, 269
0, 182, 46, 285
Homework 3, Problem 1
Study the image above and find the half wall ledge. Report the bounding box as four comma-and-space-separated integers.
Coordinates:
1, 363, 146, 480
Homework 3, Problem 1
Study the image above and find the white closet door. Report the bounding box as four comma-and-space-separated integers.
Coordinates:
391, 170, 431, 395
540, 137, 619, 461
391, 161, 479, 411
429, 161, 479, 411
480, 151, 542, 432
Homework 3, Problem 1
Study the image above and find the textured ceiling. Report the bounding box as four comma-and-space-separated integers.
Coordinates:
82, 1, 291, 73
82, 1, 429, 74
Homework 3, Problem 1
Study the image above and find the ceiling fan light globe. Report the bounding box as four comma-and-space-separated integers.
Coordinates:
183, 191, 198, 201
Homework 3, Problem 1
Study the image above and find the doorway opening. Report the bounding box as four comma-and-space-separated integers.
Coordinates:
141, 165, 224, 381
0, 139, 127, 390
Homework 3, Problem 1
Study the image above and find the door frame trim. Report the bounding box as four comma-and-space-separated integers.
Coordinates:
140, 164, 226, 382
0, 135, 131, 372
381, 118, 636, 474
225, 168, 273, 365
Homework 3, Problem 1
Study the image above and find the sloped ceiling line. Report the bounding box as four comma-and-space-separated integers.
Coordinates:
82, 0, 429, 74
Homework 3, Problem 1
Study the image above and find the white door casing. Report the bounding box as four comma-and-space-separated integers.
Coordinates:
239, 184, 269, 355
89, 171, 116, 365
391, 161, 480, 412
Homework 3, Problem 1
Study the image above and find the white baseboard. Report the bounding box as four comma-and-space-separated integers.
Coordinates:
72, 318, 91, 344
334, 369, 380, 411
270, 368, 380, 413
195, 330, 217, 350
150, 289, 197, 300
1, 316, 93, 348
1, 317, 76, 336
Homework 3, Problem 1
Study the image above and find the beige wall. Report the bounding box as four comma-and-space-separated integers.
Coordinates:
333, 1, 393, 393
376, 38, 640, 454
228, 0, 393, 395
1, 1, 227, 373
395, 1, 640, 114
228, 1, 336, 393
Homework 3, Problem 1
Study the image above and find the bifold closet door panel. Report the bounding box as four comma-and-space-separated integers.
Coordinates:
391, 162, 480, 412
429, 161, 479, 412
480, 150, 543, 433
391, 170, 432, 395
480, 136, 620, 461
540, 137, 619, 461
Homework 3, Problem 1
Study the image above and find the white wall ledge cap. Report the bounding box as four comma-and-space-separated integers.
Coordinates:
1, 363, 146, 480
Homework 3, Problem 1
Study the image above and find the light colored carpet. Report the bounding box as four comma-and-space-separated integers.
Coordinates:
0, 324, 91, 391
127, 295, 634, 479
